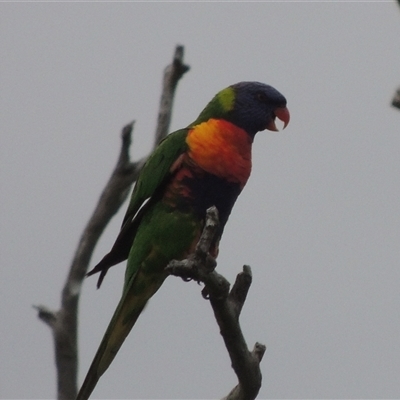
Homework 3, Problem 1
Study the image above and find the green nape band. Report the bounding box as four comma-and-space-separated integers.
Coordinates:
216, 87, 235, 111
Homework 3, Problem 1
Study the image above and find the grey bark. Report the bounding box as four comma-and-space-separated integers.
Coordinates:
167, 207, 266, 400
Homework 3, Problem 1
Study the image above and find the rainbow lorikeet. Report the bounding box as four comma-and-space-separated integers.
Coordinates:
77, 81, 289, 400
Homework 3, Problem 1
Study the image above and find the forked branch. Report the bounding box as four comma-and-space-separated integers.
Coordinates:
35, 45, 189, 400
167, 207, 266, 400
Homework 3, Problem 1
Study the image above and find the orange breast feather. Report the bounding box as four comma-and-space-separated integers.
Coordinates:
186, 119, 252, 188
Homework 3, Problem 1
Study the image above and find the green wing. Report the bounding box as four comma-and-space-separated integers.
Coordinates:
87, 128, 188, 287
121, 128, 188, 227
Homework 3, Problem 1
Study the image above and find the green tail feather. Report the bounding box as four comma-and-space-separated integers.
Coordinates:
76, 272, 165, 400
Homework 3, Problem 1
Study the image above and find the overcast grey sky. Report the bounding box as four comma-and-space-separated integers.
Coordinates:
1, 2, 400, 399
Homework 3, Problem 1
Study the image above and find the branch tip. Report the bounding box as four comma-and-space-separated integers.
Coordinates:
116, 121, 136, 169
33, 304, 58, 328
121, 121, 135, 142
242, 264, 252, 276
252, 342, 267, 362
173, 45, 184, 63
206, 205, 219, 225
392, 87, 400, 110
228, 265, 252, 318
172, 44, 190, 76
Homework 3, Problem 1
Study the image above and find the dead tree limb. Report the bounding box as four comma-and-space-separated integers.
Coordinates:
167, 207, 266, 400
392, 1, 400, 109
35, 45, 189, 400
392, 87, 400, 110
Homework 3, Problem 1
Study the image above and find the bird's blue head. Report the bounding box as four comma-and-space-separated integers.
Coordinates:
193, 81, 290, 138
227, 81, 290, 137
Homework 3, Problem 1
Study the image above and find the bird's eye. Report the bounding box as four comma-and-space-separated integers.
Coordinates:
256, 92, 267, 102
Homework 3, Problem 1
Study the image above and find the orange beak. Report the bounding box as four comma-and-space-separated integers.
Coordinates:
266, 107, 290, 132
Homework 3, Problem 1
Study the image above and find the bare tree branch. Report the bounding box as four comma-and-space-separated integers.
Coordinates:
154, 44, 190, 147
35, 45, 189, 400
391, 87, 400, 110
391, 1, 400, 109
167, 207, 266, 400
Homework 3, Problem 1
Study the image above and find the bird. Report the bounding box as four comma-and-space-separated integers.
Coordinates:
76, 81, 290, 400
